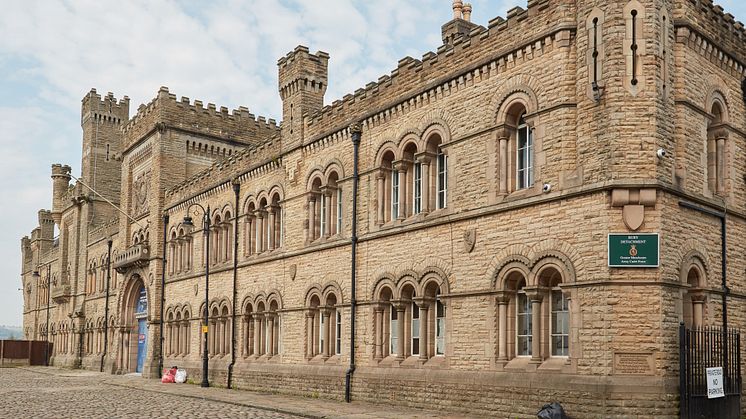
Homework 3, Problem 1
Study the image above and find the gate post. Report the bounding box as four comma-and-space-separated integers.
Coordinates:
679, 322, 688, 419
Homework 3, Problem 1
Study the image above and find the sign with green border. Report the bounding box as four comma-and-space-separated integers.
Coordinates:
608, 233, 659, 268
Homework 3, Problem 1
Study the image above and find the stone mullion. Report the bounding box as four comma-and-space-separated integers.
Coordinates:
305, 312, 314, 359
375, 172, 385, 225
374, 305, 384, 361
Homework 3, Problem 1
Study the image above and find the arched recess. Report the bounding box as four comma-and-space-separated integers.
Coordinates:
117, 273, 149, 374
680, 251, 709, 329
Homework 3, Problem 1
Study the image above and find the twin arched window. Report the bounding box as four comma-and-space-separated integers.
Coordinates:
166, 307, 191, 357
377, 131, 448, 225
706, 99, 728, 196
168, 227, 193, 274
307, 170, 342, 242
497, 264, 569, 363
305, 289, 342, 360
245, 191, 283, 255
242, 298, 281, 358
498, 104, 535, 195
373, 278, 446, 362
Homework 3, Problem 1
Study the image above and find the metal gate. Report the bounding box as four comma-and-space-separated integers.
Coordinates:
679, 323, 742, 418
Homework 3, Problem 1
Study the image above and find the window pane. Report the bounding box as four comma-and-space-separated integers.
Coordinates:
412, 302, 419, 356
517, 292, 532, 356
392, 170, 399, 218
336, 189, 342, 233
436, 300, 445, 356
437, 152, 447, 209
551, 290, 569, 356
413, 162, 421, 214
336, 310, 341, 355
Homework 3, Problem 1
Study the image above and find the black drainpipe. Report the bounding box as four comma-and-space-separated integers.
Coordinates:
679, 200, 728, 381
345, 123, 362, 403
159, 214, 169, 375
101, 238, 112, 372
227, 180, 240, 389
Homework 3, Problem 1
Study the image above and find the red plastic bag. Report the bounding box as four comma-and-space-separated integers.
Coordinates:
161, 366, 177, 383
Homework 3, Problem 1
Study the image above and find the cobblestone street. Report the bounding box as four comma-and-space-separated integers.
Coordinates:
0, 368, 300, 418
0, 367, 473, 418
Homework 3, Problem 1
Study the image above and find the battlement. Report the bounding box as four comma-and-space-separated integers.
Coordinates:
303, 0, 562, 136
121, 86, 280, 150
676, 0, 746, 64
81, 88, 130, 124
51, 164, 71, 178
166, 134, 282, 201
278, 46, 329, 99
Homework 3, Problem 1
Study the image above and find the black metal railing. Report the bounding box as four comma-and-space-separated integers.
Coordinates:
680, 323, 741, 419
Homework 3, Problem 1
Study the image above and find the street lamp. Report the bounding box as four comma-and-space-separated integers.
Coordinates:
183, 203, 211, 388
31, 263, 51, 366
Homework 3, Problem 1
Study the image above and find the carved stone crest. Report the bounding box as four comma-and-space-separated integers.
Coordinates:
132, 171, 151, 217
289, 264, 297, 281
463, 227, 476, 253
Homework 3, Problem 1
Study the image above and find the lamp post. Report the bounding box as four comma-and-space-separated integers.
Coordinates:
31, 262, 51, 366
183, 203, 211, 388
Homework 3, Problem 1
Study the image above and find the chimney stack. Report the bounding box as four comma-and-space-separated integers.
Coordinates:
452, 0, 463, 20
463, 3, 472, 22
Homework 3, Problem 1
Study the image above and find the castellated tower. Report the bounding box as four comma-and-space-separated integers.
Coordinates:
80, 89, 129, 224
278, 46, 329, 151
50, 163, 71, 225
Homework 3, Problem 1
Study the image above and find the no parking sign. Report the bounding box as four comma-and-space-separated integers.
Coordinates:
706, 367, 725, 399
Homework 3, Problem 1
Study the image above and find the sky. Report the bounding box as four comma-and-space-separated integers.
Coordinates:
1, 0, 745, 328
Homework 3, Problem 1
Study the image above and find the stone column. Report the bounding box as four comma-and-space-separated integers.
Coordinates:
716, 136, 726, 194
321, 308, 331, 359
256, 211, 264, 253
322, 189, 332, 238
305, 312, 314, 359
499, 135, 508, 195
252, 314, 262, 357
267, 314, 275, 356
394, 162, 407, 219
376, 172, 385, 225
416, 153, 432, 214
307, 196, 317, 241
691, 293, 706, 329
374, 305, 384, 361
415, 298, 430, 361
313, 311, 320, 356
268, 206, 277, 251
526, 289, 543, 363
247, 216, 255, 255
496, 292, 510, 362
394, 302, 406, 360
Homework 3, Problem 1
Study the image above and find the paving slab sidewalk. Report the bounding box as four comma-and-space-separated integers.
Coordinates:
20, 367, 481, 419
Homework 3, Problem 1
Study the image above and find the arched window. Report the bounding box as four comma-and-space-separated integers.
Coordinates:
516, 113, 533, 190
516, 280, 531, 356
242, 302, 254, 357
682, 259, 707, 329
706, 100, 728, 196
305, 289, 341, 360
245, 201, 256, 256
375, 150, 396, 225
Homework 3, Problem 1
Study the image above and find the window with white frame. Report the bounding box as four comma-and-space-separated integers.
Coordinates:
437, 149, 447, 209
516, 287, 532, 356
411, 301, 420, 356
413, 161, 422, 214
390, 307, 398, 355
435, 298, 445, 356
391, 170, 400, 219
517, 113, 533, 190
335, 309, 342, 355
320, 196, 327, 237
319, 312, 325, 352
336, 188, 342, 233
551, 289, 569, 356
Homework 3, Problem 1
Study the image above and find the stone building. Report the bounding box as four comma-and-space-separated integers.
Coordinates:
19, 0, 746, 416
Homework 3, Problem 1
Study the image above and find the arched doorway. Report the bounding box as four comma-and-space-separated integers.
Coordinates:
119, 274, 149, 374
134, 285, 148, 373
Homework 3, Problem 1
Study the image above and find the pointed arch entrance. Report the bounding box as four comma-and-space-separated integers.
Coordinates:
118, 274, 149, 374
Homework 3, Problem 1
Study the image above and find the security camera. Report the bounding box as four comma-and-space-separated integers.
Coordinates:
656, 148, 667, 159
542, 183, 552, 193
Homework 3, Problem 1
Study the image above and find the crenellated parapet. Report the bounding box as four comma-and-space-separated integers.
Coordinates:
302, 0, 566, 138
81, 88, 130, 125
304, 0, 568, 139
121, 86, 279, 152
165, 134, 282, 202
675, 0, 746, 65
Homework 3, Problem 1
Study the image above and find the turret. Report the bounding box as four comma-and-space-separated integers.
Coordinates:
442, 1, 479, 45
80, 89, 129, 204
51, 164, 71, 224
278, 46, 329, 150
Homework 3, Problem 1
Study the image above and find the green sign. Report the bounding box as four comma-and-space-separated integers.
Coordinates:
608, 233, 659, 267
